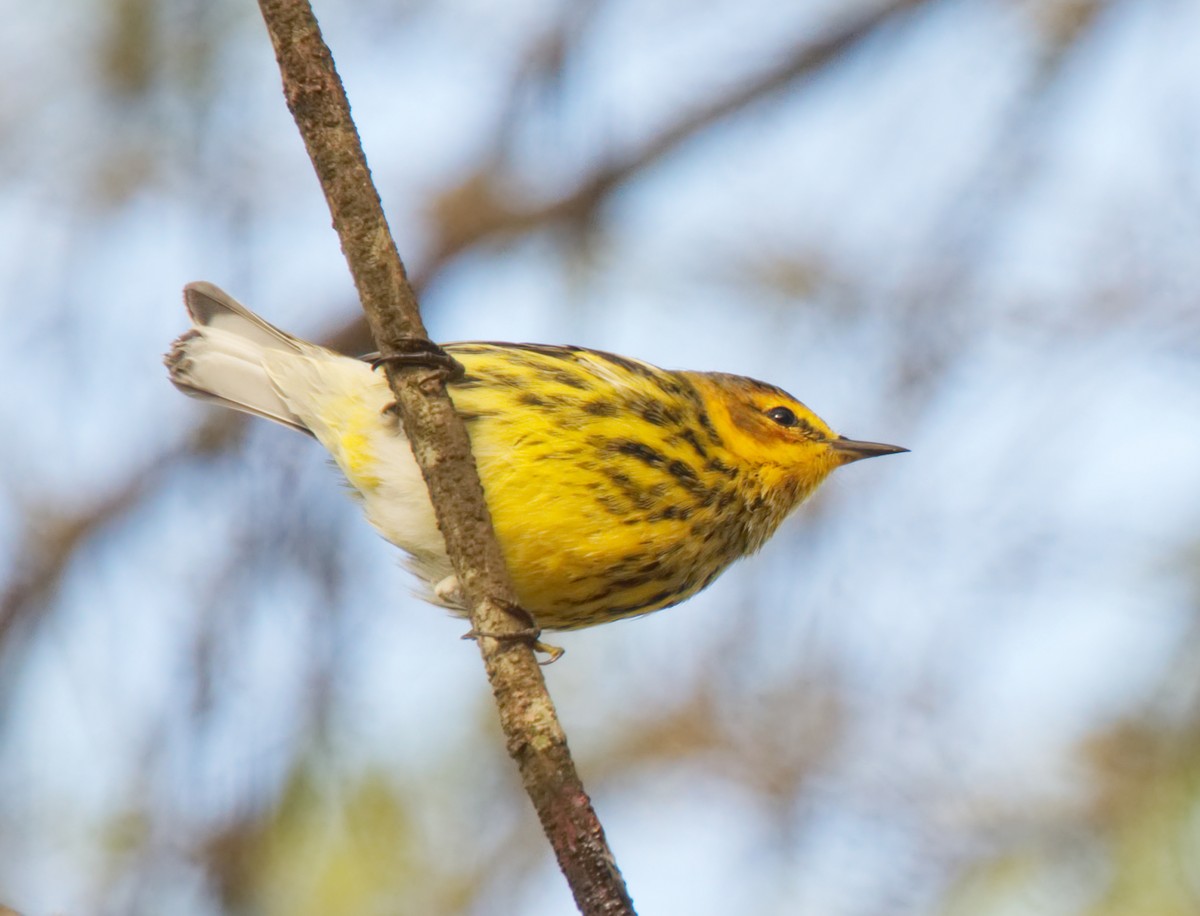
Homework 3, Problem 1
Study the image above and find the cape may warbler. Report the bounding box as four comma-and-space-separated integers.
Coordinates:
167, 282, 905, 635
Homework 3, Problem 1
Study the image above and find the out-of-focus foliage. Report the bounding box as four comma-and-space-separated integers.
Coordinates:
944, 566, 1200, 916
1, 0, 1199, 914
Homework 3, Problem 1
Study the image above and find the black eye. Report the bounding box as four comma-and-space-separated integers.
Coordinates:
765, 406, 798, 427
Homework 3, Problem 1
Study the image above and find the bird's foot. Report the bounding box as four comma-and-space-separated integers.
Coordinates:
461, 601, 564, 664
371, 340, 464, 381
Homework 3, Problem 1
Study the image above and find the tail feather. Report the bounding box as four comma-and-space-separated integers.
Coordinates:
183, 282, 304, 353
165, 282, 312, 434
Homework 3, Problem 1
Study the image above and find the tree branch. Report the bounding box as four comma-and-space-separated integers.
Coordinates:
254, 1, 634, 912
416, 0, 928, 282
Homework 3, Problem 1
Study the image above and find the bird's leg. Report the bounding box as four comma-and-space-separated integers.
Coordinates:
375, 341, 465, 416
371, 340, 465, 381
461, 601, 564, 664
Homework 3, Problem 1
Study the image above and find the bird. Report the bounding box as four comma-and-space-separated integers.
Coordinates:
166, 282, 905, 651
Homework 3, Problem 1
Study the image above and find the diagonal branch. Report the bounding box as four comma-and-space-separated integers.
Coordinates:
255, 1, 634, 913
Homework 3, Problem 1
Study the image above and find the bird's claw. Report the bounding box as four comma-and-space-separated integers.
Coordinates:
371, 340, 465, 381
461, 601, 563, 664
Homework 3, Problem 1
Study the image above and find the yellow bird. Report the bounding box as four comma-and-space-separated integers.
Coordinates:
167, 282, 905, 639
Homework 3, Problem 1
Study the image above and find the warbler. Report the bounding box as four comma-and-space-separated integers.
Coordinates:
166, 282, 905, 638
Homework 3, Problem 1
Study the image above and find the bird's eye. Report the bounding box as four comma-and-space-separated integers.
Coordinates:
765, 406, 798, 427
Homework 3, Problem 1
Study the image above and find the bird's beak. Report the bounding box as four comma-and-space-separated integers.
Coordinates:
829, 436, 909, 465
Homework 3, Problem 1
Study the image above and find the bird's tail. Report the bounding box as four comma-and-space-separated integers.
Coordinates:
164, 282, 312, 434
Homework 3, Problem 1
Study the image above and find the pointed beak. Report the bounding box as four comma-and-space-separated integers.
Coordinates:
829, 436, 909, 465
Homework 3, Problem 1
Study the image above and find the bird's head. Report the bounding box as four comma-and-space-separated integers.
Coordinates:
687, 372, 907, 508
